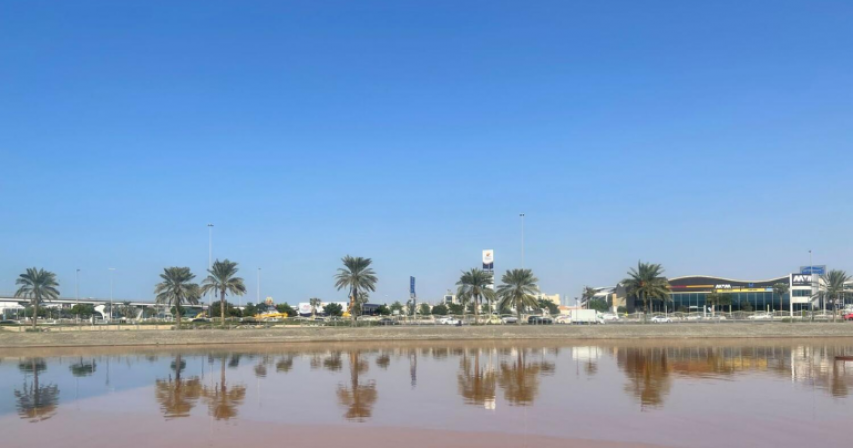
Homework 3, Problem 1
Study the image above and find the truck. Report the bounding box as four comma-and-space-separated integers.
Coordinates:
570, 309, 605, 325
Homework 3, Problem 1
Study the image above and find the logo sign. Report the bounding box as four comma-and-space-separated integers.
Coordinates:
410, 276, 416, 296
715, 284, 732, 289
792, 274, 813, 286
482, 249, 494, 270
800, 266, 826, 275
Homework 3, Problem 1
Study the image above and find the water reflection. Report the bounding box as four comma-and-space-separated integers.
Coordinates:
458, 349, 496, 408
204, 354, 247, 420
15, 358, 59, 422
155, 354, 202, 419
336, 352, 377, 422
616, 347, 672, 409
69, 357, 97, 377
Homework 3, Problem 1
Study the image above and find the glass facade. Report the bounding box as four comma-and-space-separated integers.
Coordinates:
657, 292, 793, 312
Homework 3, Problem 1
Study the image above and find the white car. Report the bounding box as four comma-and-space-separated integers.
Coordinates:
601, 313, 619, 321
650, 315, 672, 323
748, 313, 772, 320
440, 317, 461, 325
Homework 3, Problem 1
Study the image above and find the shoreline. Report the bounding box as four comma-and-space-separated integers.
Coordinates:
3, 323, 853, 348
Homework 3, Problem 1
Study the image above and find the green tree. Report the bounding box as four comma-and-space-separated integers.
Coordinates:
431, 303, 449, 316
143, 307, 158, 318
448, 303, 465, 315
275, 303, 296, 317
309, 298, 322, 318
376, 304, 391, 316
334, 256, 378, 321
201, 259, 247, 327
323, 302, 344, 317
70, 304, 95, 318
154, 267, 200, 328
537, 298, 559, 315
621, 262, 671, 319
210, 301, 240, 318
456, 268, 495, 322
14, 268, 60, 329
497, 269, 540, 323
389, 301, 404, 314
587, 299, 609, 313
418, 303, 431, 315
242, 302, 258, 318
581, 286, 598, 305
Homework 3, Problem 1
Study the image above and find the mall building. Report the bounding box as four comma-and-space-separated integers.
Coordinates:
603, 272, 829, 314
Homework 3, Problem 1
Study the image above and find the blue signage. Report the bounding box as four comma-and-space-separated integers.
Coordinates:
800, 266, 826, 275
410, 276, 416, 296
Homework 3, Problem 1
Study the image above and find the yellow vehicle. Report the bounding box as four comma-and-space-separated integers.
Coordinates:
255, 311, 288, 320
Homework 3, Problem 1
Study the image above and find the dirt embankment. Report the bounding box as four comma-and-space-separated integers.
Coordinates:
3, 323, 853, 348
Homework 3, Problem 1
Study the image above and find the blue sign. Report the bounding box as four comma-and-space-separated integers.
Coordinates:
410, 276, 416, 296
800, 266, 826, 275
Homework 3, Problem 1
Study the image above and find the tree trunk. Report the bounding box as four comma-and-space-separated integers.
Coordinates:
350, 290, 357, 322
220, 290, 227, 328
175, 304, 182, 329
32, 300, 38, 329
516, 299, 522, 324
473, 293, 479, 323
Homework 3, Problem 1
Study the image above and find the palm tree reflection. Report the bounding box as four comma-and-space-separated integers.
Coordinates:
15, 358, 59, 422
69, 357, 97, 377
497, 349, 553, 406
458, 349, 496, 408
336, 351, 377, 422
154, 354, 202, 419
203, 355, 247, 420
617, 347, 672, 409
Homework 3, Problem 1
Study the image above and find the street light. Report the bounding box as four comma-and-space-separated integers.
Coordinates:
519, 213, 525, 269
256, 267, 261, 308
76, 268, 80, 303
207, 223, 214, 311
108, 268, 116, 323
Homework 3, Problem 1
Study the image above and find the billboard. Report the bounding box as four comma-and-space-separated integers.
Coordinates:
482, 250, 494, 271
410, 276, 416, 297
800, 266, 826, 275
792, 273, 814, 286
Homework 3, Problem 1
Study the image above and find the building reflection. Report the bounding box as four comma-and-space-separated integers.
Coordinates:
15, 358, 59, 422
203, 354, 247, 420
336, 351, 377, 422
154, 354, 202, 419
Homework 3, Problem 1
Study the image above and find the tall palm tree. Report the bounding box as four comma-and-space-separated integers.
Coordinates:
621, 262, 670, 319
822, 270, 850, 313
15, 268, 60, 329
154, 267, 200, 328
496, 269, 540, 323
201, 259, 246, 327
456, 269, 495, 322
309, 297, 322, 318
334, 256, 378, 321
773, 282, 790, 315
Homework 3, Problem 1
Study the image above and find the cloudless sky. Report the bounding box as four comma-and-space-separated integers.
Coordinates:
1, 0, 851, 305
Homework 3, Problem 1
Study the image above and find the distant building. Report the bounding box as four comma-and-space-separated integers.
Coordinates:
535, 293, 561, 307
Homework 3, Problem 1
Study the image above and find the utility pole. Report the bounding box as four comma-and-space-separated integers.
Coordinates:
519, 213, 525, 269
108, 268, 116, 323
257, 268, 261, 309
207, 223, 214, 311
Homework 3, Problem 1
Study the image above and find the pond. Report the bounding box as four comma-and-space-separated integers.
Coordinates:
1, 339, 851, 447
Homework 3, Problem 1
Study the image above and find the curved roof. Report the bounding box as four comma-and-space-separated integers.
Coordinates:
669, 275, 788, 284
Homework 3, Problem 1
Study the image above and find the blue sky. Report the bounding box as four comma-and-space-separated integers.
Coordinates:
1, 0, 851, 305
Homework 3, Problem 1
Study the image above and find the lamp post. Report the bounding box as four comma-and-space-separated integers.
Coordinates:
207, 223, 214, 311
519, 213, 525, 269
256, 267, 261, 309
108, 268, 116, 323
76, 268, 80, 303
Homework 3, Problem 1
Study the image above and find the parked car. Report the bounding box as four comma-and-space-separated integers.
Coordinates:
748, 313, 773, 320
843, 313, 853, 321
601, 313, 619, 321
527, 316, 553, 325
554, 315, 572, 324
191, 317, 211, 323
440, 317, 461, 325
501, 316, 518, 324
378, 317, 399, 326
650, 315, 672, 324
704, 315, 727, 321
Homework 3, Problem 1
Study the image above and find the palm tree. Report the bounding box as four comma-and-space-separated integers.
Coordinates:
334, 256, 378, 321
456, 269, 495, 322
773, 282, 790, 315
621, 262, 670, 319
155, 354, 202, 419
309, 297, 322, 318
458, 349, 496, 407
336, 351, 377, 421
706, 291, 721, 316
822, 270, 850, 315
202, 355, 247, 420
201, 259, 246, 327
581, 286, 597, 308
496, 269, 540, 323
14, 268, 60, 329
154, 267, 200, 328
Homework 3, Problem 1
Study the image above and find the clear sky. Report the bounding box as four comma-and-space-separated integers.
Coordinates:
2, 0, 851, 305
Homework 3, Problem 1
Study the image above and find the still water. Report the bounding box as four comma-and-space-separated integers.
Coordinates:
1, 339, 852, 448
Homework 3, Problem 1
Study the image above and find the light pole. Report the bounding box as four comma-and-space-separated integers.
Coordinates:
207, 223, 214, 311
519, 213, 525, 269
76, 268, 80, 303
256, 268, 261, 309
108, 268, 116, 323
